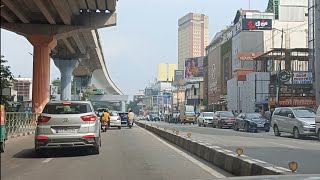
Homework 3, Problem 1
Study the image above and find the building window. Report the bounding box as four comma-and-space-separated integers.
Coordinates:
194, 88, 197, 96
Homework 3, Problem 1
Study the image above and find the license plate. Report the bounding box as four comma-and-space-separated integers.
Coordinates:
257, 124, 264, 128
56, 129, 77, 134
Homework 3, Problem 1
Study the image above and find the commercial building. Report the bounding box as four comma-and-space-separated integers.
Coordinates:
205, 31, 223, 110
12, 77, 32, 102
157, 63, 177, 82
226, 0, 310, 112
178, 13, 209, 70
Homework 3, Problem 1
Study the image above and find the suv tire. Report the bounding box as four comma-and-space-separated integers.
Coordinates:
293, 127, 301, 139
273, 125, 281, 136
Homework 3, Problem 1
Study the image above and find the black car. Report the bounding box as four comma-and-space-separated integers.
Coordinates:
233, 113, 270, 133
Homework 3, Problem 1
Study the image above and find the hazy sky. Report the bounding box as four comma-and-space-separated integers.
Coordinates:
1, 0, 268, 95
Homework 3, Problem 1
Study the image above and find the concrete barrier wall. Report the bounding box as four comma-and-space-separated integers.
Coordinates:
136, 122, 290, 176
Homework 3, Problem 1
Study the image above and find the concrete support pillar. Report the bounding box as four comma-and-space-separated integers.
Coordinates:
53, 59, 79, 101
121, 101, 126, 112
27, 35, 57, 113
315, 0, 320, 105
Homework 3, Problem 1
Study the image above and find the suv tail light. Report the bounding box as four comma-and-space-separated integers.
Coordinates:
117, 116, 121, 120
81, 114, 96, 121
36, 135, 48, 141
38, 116, 51, 123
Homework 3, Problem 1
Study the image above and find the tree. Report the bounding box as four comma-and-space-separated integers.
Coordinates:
51, 78, 61, 94
127, 99, 141, 115
0, 55, 15, 110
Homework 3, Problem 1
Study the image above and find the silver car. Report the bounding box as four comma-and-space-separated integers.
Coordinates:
271, 107, 316, 139
109, 111, 121, 129
35, 101, 101, 154
197, 112, 214, 127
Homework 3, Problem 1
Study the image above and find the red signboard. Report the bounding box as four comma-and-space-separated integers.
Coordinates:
237, 52, 263, 61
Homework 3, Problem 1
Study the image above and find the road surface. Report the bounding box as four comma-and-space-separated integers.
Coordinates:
1, 125, 230, 180
142, 121, 320, 174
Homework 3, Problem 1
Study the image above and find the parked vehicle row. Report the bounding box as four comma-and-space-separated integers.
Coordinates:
197, 111, 269, 132
196, 106, 320, 140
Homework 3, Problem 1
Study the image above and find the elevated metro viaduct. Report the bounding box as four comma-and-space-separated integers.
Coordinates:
1, 0, 126, 112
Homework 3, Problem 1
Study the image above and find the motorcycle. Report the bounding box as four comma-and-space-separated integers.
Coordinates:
101, 121, 108, 132
128, 120, 133, 128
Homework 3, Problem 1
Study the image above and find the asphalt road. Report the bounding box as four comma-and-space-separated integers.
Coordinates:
1, 125, 230, 180
142, 121, 320, 174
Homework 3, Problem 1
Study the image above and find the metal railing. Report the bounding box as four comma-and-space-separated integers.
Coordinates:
5, 113, 38, 135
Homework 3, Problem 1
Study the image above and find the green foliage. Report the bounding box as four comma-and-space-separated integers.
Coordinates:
51, 79, 61, 94
127, 100, 140, 115
0, 55, 15, 110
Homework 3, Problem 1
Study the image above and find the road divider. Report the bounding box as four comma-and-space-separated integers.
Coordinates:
135, 122, 292, 176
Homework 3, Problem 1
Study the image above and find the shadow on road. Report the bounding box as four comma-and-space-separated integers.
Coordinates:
278, 134, 318, 141
13, 148, 95, 159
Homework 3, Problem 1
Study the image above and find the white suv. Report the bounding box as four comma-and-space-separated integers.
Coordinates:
35, 101, 101, 154
316, 106, 320, 140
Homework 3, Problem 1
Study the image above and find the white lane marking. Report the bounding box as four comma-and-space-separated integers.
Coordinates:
42, 158, 53, 163
138, 126, 226, 178
251, 159, 267, 164
275, 166, 292, 172
267, 142, 299, 149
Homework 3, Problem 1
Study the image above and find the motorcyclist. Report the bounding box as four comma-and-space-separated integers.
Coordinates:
128, 109, 134, 127
101, 109, 110, 129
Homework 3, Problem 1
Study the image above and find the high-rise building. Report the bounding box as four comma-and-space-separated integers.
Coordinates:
178, 13, 209, 70
157, 64, 177, 82
12, 77, 32, 101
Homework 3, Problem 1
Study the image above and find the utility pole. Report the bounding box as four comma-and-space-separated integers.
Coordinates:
315, 0, 320, 105
276, 29, 284, 107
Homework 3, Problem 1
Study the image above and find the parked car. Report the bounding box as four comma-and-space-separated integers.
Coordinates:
212, 111, 236, 128
109, 111, 121, 129
271, 107, 316, 139
149, 113, 161, 121
35, 101, 101, 154
233, 113, 270, 132
316, 105, 320, 140
197, 112, 214, 127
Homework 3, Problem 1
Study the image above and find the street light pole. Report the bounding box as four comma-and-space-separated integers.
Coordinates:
315, 1, 320, 105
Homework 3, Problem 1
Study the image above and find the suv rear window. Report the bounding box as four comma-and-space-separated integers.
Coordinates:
42, 103, 92, 114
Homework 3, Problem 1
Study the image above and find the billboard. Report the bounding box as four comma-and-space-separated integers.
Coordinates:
242, 19, 272, 30
174, 70, 184, 86
234, 19, 272, 35
184, 57, 204, 81
284, 72, 313, 84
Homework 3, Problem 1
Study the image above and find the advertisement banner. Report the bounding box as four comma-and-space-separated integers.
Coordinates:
292, 72, 313, 84
184, 57, 204, 81
237, 52, 263, 61
284, 72, 313, 84
174, 70, 184, 86
242, 19, 273, 30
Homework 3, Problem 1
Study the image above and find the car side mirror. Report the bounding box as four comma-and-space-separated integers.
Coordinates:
288, 114, 294, 118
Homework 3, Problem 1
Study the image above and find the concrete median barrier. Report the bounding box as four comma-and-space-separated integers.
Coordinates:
135, 122, 290, 176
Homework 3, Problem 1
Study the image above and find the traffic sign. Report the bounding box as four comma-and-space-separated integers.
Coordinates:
50, 85, 58, 95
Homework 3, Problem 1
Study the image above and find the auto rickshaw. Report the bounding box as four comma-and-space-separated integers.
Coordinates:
0, 105, 7, 153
